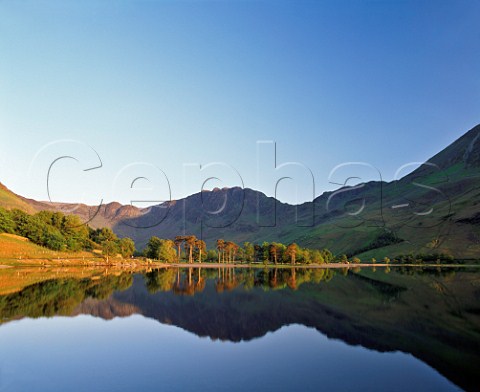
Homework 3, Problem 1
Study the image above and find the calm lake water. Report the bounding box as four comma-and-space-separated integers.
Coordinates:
0, 266, 478, 391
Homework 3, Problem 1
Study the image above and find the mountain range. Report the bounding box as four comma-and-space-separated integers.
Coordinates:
1, 124, 480, 258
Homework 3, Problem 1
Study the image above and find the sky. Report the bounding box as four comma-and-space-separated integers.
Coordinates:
0, 0, 479, 206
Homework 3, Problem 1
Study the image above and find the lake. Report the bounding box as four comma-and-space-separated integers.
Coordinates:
0, 266, 478, 391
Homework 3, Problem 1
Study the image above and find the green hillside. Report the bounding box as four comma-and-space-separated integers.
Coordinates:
0, 233, 96, 262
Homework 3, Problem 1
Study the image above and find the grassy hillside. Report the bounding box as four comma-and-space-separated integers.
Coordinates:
0, 233, 96, 262
0, 183, 37, 213
297, 165, 480, 259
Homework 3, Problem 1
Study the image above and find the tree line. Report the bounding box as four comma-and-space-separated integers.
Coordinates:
0, 208, 135, 259
144, 235, 335, 265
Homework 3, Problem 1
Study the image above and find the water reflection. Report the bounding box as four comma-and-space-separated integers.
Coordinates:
143, 266, 337, 296
0, 266, 479, 391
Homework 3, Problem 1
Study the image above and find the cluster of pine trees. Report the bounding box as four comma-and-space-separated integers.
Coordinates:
0, 208, 135, 258
238, 241, 334, 265
144, 234, 334, 265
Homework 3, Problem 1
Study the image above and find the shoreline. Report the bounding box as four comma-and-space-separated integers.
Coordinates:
0, 260, 478, 269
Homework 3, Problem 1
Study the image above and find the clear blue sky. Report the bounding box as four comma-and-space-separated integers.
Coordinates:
1, 1, 479, 206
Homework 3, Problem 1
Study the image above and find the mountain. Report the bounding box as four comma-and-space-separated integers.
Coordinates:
294, 125, 480, 258
111, 124, 480, 257
0, 182, 148, 228
113, 187, 303, 249
1, 124, 480, 258
48, 200, 146, 228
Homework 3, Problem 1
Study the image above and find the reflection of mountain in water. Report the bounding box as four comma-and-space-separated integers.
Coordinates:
72, 297, 140, 319
107, 268, 480, 391
1, 267, 479, 391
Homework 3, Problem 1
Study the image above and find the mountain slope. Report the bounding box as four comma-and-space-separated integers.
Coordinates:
113, 124, 480, 257
0, 183, 46, 214
0, 182, 147, 230
300, 126, 480, 258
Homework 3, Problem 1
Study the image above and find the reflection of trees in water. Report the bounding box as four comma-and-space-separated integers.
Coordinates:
145, 268, 206, 296
212, 267, 332, 293
146, 268, 204, 296
0, 267, 340, 320
195, 268, 206, 293
392, 266, 458, 278
174, 268, 195, 296
0, 272, 133, 322
222, 267, 338, 293
215, 267, 239, 293
145, 268, 177, 294
287, 268, 297, 290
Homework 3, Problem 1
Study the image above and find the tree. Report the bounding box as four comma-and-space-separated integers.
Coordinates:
35, 211, 89, 251
60, 214, 89, 251
42, 226, 65, 251
97, 228, 119, 262
322, 249, 334, 263
261, 242, 270, 263
119, 238, 135, 258
232, 243, 239, 262
285, 243, 298, 265
339, 254, 349, 264
0, 208, 15, 234
216, 239, 225, 263
243, 242, 254, 263
145, 237, 176, 262
269, 243, 279, 265
352, 257, 361, 264
195, 239, 206, 263
312, 250, 324, 264
158, 239, 176, 262
303, 249, 312, 264
102, 240, 119, 263
12, 211, 47, 245
174, 236, 185, 261
220, 241, 239, 263
145, 236, 160, 259
205, 249, 217, 262
254, 244, 262, 263
225, 241, 235, 263
184, 235, 197, 263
